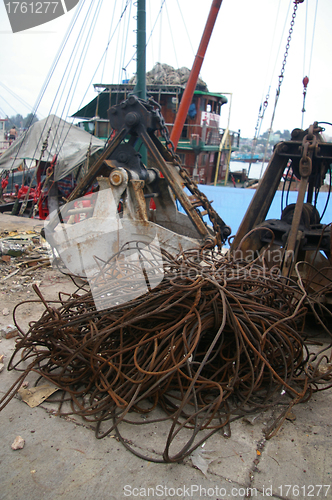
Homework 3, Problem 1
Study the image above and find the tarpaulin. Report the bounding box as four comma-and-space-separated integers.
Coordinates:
0, 115, 105, 181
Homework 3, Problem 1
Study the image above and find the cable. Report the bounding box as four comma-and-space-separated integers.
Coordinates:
301, 0, 318, 128
248, 0, 287, 177
1, 240, 331, 462
302, 0, 308, 79
28, 0, 87, 128
175, 0, 195, 57
307, 0, 318, 78
54, 0, 104, 150
0, 106, 8, 118
42, 0, 99, 159
0, 95, 21, 117
118, 0, 133, 85
100, 1, 119, 83
158, 0, 163, 64
1, 0, 88, 176
260, 0, 302, 178
0, 82, 34, 114
164, 1, 178, 69
147, 0, 154, 66
123, 0, 166, 75
55, 0, 102, 119
269, 0, 293, 91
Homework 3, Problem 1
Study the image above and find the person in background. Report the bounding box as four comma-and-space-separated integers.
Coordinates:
9, 126, 17, 144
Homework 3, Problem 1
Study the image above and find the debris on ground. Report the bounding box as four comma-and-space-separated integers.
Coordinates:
0, 230, 40, 257
0, 229, 52, 292
190, 444, 216, 476
17, 385, 59, 408
11, 436, 25, 450
0, 325, 19, 339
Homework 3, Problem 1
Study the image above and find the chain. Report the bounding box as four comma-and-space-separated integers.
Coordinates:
261, 1, 302, 171
249, 90, 270, 171
149, 98, 230, 246
277, 1, 302, 97
299, 123, 321, 178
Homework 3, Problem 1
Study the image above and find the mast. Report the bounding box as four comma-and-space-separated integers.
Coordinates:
134, 0, 147, 164
170, 0, 223, 150
135, 0, 146, 101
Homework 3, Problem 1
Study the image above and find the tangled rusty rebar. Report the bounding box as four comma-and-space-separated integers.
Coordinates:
1, 242, 332, 463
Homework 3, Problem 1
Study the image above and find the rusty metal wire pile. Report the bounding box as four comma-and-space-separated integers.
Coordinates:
1, 243, 332, 463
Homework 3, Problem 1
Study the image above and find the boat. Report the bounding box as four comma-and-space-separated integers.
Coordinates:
73, 63, 238, 186
39, 0, 235, 301
0, 0, 331, 475
231, 152, 262, 163
0, 0, 330, 271
0, 115, 105, 217
0, 117, 10, 157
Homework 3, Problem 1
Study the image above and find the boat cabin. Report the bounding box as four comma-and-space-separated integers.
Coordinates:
0, 118, 9, 156
73, 84, 238, 184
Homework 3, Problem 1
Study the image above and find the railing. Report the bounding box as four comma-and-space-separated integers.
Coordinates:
0, 140, 10, 154
165, 123, 222, 147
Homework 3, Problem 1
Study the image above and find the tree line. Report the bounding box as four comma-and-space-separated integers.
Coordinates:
260, 129, 291, 140
5, 113, 39, 131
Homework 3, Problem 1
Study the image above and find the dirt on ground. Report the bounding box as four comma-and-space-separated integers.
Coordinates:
0, 218, 78, 337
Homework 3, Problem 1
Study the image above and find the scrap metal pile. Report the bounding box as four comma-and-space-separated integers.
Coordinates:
1, 103, 331, 462
1, 238, 332, 463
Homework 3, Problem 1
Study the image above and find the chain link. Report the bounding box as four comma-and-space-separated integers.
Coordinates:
277, 1, 301, 96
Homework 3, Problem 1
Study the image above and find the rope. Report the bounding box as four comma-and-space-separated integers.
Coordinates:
0, 82, 34, 115
112, 0, 128, 85
119, 1, 133, 84
1, 0, 87, 175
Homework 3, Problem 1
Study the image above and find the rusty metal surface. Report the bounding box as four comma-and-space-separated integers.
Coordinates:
45, 95, 231, 259
281, 127, 315, 277
231, 123, 331, 264
1, 243, 332, 463
139, 125, 214, 244
231, 147, 289, 253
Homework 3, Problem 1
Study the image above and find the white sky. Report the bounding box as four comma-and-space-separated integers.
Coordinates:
0, 0, 331, 138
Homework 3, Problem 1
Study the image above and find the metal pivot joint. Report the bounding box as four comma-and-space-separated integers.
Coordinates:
107, 95, 230, 246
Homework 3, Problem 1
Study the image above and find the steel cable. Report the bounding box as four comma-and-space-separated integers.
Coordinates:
0, 244, 331, 462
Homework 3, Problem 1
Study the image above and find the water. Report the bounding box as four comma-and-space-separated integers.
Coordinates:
229, 160, 267, 179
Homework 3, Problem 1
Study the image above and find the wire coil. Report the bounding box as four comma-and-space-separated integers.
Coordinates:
1, 244, 331, 463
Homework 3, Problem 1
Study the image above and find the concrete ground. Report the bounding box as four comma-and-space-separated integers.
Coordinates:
0, 213, 331, 500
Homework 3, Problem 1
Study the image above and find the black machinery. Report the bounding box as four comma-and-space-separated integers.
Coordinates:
231, 122, 331, 287
44, 96, 231, 283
